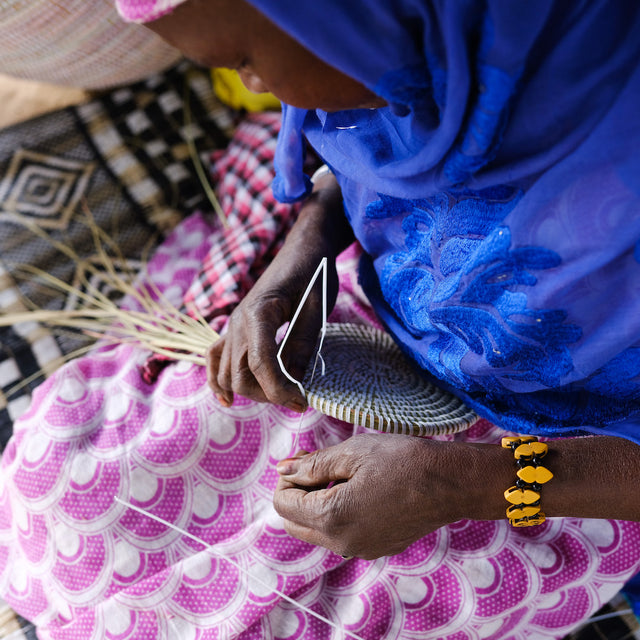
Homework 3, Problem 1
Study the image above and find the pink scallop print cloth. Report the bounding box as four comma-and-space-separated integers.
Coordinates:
1, 210, 639, 640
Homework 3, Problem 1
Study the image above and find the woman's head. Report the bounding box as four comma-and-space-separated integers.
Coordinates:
144, 0, 385, 111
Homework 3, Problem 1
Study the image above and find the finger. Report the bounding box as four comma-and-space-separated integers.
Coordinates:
281, 518, 352, 557
278, 288, 325, 383
206, 339, 233, 406
275, 450, 310, 475
229, 349, 270, 404
245, 311, 308, 412
276, 445, 356, 486
275, 480, 357, 557
274, 474, 355, 538
273, 477, 332, 524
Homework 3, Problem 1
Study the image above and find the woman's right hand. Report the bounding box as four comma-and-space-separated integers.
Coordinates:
206, 174, 352, 411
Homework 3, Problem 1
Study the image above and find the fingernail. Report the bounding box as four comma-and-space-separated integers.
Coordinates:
215, 393, 231, 408
286, 399, 306, 414
276, 458, 299, 476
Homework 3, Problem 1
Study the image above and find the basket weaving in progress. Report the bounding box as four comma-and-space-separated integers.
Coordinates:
302, 323, 479, 436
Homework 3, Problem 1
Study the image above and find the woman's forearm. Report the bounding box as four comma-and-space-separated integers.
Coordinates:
459, 435, 640, 523
289, 172, 353, 258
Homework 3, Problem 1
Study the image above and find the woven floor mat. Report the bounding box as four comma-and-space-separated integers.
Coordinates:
0, 60, 233, 452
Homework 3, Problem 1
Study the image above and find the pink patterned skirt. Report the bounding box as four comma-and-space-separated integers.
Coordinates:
1, 212, 640, 640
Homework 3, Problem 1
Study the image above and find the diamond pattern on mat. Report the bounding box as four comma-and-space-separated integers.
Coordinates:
0, 149, 95, 230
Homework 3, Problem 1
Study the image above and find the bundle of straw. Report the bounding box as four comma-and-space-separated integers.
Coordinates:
0, 213, 218, 377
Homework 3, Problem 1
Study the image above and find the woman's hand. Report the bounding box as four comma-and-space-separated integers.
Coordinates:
273, 434, 510, 559
207, 174, 352, 411
273, 433, 640, 559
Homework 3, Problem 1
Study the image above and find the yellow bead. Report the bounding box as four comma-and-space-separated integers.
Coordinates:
501, 436, 538, 449
507, 504, 541, 519
504, 486, 541, 505
527, 512, 546, 526
516, 465, 554, 484
509, 512, 546, 528
514, 441, 548, 460
510, 517, 532, 528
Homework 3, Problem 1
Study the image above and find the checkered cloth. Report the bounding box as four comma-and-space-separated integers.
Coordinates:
182, 111, 301, 328
140, 110, 304, 383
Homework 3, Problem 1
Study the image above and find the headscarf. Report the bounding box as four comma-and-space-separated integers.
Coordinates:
249, 0, 640, 443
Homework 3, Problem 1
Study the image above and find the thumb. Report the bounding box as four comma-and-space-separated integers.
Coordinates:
276, 445, 355, 487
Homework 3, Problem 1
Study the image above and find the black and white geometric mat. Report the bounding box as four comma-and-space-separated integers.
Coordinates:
0, 60, 233, 451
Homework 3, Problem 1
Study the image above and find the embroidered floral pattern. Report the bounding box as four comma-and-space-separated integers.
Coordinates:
369, 187, 583, 394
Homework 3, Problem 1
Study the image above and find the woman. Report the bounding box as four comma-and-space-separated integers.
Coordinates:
1, 1, 639, 638
139, 0, 640, 555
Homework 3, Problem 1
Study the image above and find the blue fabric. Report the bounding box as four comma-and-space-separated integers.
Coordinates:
249, 0, 640, 442
623, 573, 640, 619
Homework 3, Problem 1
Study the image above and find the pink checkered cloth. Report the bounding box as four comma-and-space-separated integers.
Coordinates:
183, 111, 300, 329
141, 111, 300, 383
115, 0, 188, 23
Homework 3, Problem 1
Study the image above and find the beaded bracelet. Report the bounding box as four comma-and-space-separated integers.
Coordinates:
501, 436, 553, 527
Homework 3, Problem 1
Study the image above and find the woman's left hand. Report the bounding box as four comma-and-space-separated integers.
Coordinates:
273, 434, 505, 559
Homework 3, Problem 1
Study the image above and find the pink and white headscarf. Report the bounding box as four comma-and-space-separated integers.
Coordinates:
115, 0, 189, 23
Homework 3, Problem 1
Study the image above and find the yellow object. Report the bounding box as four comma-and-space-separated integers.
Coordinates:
211, 68, 281, 112
514, 441, 548, 460
501, 436, 552, 528
516, 465, 553, 485
501, 436, 537, 447
506, 504, 541, 519
504, 487, 541, 505
511, 512, 546, 527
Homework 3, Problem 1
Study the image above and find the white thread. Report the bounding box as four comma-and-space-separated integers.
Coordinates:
276, 258, 328, 453
114, 496, 365, 640
584, 608, 633, 623
276, 257, 328, 394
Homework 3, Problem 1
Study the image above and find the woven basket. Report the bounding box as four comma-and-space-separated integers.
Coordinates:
302, 323, 479, 436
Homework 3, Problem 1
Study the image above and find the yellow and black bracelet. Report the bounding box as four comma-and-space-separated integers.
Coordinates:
501, 436, 553, 527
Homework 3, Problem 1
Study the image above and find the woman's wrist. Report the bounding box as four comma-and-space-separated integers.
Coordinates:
447, 435, 640, 526
410, 440, 514, 525
294, 172, 353, 256
454, 442, 516, 522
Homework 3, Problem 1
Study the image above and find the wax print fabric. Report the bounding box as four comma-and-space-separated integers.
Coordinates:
2, 210, 640, 640
247, 0, 640, 442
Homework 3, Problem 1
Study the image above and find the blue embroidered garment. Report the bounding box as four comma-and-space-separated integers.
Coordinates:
249, 0, 640, 442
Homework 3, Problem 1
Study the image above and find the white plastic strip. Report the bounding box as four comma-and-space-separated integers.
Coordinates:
276, 258, 328, 453
114, 496, 365, 640
276, 257, 328, 396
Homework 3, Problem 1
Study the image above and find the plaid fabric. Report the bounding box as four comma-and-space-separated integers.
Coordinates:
182, 111, 301, 329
